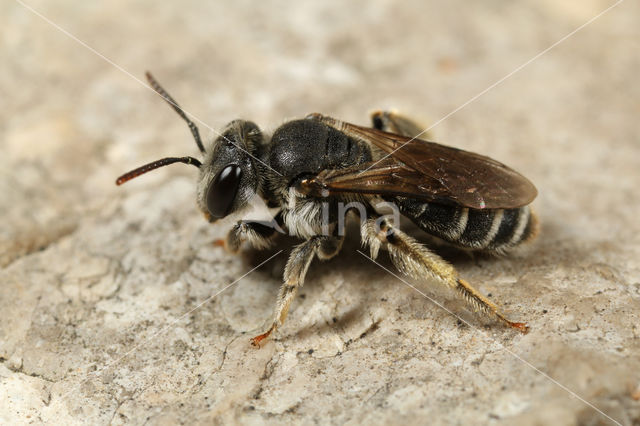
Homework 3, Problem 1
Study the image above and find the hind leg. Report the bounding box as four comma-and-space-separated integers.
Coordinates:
361, 216, 528, 333
371, 110, 432, 140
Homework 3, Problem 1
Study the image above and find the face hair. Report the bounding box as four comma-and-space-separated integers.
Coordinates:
145, 71, 206, 154
115, 156, 202, 185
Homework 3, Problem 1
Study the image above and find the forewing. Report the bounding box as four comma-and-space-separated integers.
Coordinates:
301, 159, 458, 206
308, 115, 537, 209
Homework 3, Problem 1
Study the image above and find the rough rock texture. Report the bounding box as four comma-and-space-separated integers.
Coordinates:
2, 1, 639, 424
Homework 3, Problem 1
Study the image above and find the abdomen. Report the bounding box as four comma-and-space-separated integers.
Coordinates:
394, 197, 538, 253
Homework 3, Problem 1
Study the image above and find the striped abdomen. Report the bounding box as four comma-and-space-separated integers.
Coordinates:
394, 198, 538, 252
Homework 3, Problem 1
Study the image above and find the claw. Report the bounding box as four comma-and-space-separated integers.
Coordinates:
494, 309, 530, 334
508, 321, 530, 334
250, 327, 274, 348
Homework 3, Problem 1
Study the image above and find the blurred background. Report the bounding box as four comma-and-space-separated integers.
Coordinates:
1, 1, 639, 424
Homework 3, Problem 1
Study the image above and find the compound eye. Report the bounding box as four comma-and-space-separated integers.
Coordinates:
206, 165, 242, 218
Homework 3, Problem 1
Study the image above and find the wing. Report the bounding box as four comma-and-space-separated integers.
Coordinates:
301, 114, 538, 209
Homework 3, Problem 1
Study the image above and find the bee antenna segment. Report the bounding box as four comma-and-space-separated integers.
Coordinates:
145, 71, 206, 154
115, 156, 202, 185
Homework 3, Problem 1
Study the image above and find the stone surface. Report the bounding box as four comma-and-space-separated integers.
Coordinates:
2, 1, 639, 424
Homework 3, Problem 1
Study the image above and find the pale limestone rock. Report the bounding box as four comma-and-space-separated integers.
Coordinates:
2, 1, 639, 424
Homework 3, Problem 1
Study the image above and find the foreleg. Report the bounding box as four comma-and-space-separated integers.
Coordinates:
218, 213, 285, 253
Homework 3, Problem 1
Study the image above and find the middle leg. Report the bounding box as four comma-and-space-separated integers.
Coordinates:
251, 235, 344, 346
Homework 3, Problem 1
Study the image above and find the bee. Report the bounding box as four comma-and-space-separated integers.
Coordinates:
117, 72, 538, 346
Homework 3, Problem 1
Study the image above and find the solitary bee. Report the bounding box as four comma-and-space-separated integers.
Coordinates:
117, 72, 538, 346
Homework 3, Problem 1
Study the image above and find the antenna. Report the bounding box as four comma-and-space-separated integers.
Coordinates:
116, 156, 202, 185
146, 71, 206, 153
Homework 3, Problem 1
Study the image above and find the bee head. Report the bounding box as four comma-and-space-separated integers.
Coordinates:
116, 72, 263, 223
196, 119, 262, 222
